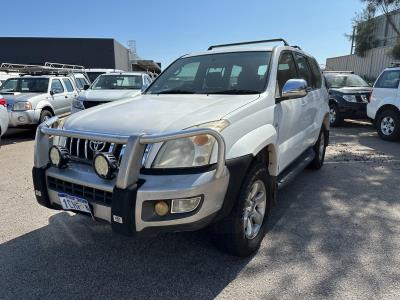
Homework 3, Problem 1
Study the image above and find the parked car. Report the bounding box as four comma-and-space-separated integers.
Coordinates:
0, 71, 19, 86
32, 39, 330, 257
84, 68, 124, 83
0, 74, 79, 128
324, 72, 372, 126
0, 97, 8, 144
71, 73, 90, 90
71, 72, 152, 113
367, 67, 400, 141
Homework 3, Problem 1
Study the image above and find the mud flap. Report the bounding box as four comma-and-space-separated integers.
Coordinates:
111, 184, 139, 236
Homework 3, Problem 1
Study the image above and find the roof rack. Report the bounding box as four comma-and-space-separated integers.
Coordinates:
44, 62, 85, 71
208, 38, 289, 50
323, 71, 354, 74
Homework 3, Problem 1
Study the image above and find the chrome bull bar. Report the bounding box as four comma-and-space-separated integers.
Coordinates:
34, 117, 227, 189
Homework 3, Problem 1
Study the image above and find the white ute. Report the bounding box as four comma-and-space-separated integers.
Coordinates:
32, 39, 330, 257
367, 66, 400, 141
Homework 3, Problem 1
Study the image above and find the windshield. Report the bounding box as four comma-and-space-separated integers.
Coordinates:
325, 74, 369, 88
146, 51, 271, 95
92, 75, 142, 90
0, 78, 49, 93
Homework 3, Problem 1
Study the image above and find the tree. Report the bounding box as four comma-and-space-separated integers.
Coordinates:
362, 0, 400, 36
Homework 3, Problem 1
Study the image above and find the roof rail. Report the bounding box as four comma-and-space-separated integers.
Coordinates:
208, 38, 289, 50
389, 62, 400, 68
44, 62, 85, 70
292, 45, 302, 50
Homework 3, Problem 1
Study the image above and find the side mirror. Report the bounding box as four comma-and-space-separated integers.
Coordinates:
279, 79, 308, 102
83, 84, 90, 90
50, 90, 54, 96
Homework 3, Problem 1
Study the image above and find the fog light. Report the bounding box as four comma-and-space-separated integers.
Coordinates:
171, 196, 201, 214
154, 201, 169, 216
49, 146, 70, 168
93, 153, 118, 179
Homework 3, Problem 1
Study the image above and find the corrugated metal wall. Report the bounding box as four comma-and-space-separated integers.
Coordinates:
326, 46, 394, 79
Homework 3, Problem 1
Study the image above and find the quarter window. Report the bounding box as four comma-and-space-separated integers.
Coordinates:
51, 79, 64, 94
276, 52, 298, 96
62, 78, 74, 92
294, 53, 313, 88
375, 70, 400, 89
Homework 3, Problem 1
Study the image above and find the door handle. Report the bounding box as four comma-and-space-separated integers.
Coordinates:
65, 96, 68, 99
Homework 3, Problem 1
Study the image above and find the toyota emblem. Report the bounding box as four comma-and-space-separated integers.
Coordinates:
89, 140, 106, 152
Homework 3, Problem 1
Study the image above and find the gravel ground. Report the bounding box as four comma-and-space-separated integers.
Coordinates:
0, 121, 399, 299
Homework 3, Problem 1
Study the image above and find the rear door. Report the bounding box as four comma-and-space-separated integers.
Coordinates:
276, 51, 307, 171
49, 78, 68, 115
62, 77, 78, 109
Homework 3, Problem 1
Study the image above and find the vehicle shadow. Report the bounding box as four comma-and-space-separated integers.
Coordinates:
0, 212, 252, 299
1, 128, 36, 146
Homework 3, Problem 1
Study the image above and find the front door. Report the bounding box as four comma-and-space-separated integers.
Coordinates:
49, 78, 68, 115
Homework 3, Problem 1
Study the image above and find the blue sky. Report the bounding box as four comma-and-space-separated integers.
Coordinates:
0, 0, 364, 68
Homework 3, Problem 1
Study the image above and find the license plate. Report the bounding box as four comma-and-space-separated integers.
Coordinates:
59, 193, 92, 214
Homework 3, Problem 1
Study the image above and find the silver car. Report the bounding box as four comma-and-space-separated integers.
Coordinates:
71, 72, 152, 113
0, 75, 79, 127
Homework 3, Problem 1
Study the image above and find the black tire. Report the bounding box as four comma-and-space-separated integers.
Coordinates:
309, 126, 328, 170
39, 109, 53, 125
329, 103, 343, 127
376, 109, 400, 141
212, 162, 272, 257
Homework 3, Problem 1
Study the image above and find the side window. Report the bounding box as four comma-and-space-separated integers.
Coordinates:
62, 78, 74, 92
375, 71, 400, 89
51, 79, 64, 94
294, 53, 313, 88
277, 52, 298, 96
308, 58, 322, 89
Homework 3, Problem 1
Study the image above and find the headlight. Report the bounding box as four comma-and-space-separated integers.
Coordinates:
93, 153, 118, 179
342, 95, 357, 102
72, 99, 85, 110
13, 102, 32, 111
152, 120, 229, 169
49, 146, 70, 168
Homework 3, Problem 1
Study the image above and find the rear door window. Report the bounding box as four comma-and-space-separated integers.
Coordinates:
62, 78, 74, 92
375, 70, 400, 89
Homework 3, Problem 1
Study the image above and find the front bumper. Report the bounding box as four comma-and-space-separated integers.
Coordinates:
338, 101, 367, 118
32, 117, 230, 235
8, 109, 40, 127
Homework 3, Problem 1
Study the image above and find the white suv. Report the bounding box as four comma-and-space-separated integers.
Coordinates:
367, 67, 400, 141
32, 39, 330, 257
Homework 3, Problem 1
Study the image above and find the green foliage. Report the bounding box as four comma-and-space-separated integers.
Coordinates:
351, 9, 376, 57
391, 40, 400, 59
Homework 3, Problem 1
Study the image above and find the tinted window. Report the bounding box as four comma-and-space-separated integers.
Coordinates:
308, 58, 322, 88
0, 78, 49, 93
294, 53, 313, 88
277, 52, 298, 96
51, 79, 64, 94
62, 78, 74, 92
92, 75, 142, 90
147, 51, 271, 95
375, 70, 400, 89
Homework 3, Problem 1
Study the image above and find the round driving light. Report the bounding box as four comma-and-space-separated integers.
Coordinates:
93, 153, 118, 179
154, 201, 169, 216
194, 135, 209, 146
49, 146, 70, 168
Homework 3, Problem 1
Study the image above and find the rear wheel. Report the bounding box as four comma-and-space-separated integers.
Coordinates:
376, 109, 400, 141
309, 127, 328, 169
39, 109, 53, 125
212, 162, 271, 257
329, 103, 343, 127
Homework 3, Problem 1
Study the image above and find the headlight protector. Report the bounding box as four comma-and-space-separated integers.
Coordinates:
151, 120, 229, 169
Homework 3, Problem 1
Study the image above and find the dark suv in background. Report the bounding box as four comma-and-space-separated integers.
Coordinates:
324, 71, 372, 126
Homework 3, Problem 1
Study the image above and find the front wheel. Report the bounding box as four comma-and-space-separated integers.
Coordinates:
376, 109, 400, 141
212, 162, 271, 257
329, 103, 343, 127
39, 109, 53, 125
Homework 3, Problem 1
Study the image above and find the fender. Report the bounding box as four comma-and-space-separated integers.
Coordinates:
35, 99, 55, 113
228, 124, 278, 175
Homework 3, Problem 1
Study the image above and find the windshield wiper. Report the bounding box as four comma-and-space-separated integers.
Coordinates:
156, 89, 195, 94
208, 89, 260, 95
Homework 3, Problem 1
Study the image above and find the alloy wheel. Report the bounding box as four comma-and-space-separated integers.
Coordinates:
381, 116, 395, 136
243, 180, 267, 240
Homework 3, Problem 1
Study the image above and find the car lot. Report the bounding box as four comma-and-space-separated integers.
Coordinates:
0, 121, 399, 299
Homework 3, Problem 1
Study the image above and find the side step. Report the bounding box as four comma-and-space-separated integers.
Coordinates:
277, 148, 315, 189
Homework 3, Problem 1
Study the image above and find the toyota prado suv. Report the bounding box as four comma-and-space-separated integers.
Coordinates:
32, 39, 330, 257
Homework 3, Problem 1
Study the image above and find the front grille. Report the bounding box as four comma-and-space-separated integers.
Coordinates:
83, 100, 109, 109
355, 93, 370, 103
48, 176, 113, 206
64, 137, 125, 163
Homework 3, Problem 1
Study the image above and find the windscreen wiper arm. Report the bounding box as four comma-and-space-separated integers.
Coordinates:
156, 89, 195, 94
208, 89, 260, 95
